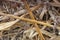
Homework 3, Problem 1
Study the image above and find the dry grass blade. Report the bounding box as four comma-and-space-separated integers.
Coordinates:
31, 4, 42, 11
39, 6, 47, 20
0, 12, 54, 27
23, 0, 45, 40
24, 27, 56, 38
0, 12, 28, 30
50, 36, 60, 40
0, 0, 60, 40
14, 4, 41, 16
50, 2, 60, 7
1, 12, 60, 30
0, 19, 19, 30
53, 0, 60, 3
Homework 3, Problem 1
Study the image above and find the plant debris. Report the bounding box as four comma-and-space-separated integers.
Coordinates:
0, 0, 60, 40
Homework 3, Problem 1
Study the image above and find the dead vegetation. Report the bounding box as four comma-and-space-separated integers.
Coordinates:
0, 0, 60, 40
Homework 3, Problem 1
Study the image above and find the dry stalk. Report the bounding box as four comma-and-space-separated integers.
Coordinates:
23, 0, 45, 40
0, 12, 54, 27
1, 12, 60, 30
